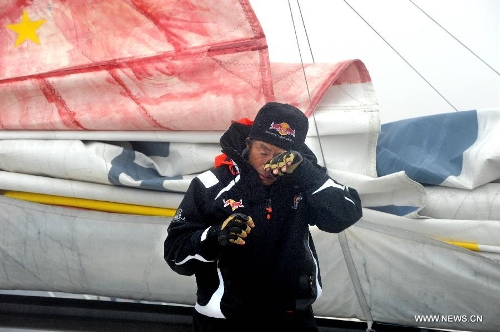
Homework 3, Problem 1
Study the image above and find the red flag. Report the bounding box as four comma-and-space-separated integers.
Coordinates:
0, 0, 273, 130
0, 0, 371, 131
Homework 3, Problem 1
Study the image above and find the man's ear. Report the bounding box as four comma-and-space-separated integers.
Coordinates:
245, 137, 251, 148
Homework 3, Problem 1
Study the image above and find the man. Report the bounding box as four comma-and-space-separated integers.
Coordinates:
164, 102, 362, 332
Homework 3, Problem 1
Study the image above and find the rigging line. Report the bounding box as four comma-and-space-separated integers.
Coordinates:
288, 0, 327, 168
298, 1, 368, 108
296, 1, 315, 63
409, 0, 500, 77
343, 0, 458, 111
339, 85, 365, 106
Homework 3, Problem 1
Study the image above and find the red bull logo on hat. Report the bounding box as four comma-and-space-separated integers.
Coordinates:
223, 198, 244, 211
269, 122, 295, 137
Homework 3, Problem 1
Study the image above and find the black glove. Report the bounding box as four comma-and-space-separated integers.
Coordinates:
264, 150, 303, 177
217, 213, 254, 246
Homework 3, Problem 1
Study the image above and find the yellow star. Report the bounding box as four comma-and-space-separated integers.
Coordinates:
6, 10, 47, 47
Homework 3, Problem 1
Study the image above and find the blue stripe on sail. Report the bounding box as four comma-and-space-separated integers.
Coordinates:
376, 110, 478, 185
368, 205, 419, 216
130, 141, 171, 157
108, 144, 182, 191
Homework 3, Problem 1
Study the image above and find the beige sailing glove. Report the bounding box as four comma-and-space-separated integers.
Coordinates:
216, 213, 255, 246
264, 150, 303, 177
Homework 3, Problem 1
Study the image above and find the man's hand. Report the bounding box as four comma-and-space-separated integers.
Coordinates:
218, 213, 255, 246
264, 150, 303, 177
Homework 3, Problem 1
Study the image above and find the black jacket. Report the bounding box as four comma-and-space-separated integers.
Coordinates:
164, 121, 362, 320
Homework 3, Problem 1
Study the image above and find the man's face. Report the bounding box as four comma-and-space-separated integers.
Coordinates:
246, 139, 285, 185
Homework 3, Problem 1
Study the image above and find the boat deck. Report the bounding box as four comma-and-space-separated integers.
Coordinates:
0, 294, 425, 332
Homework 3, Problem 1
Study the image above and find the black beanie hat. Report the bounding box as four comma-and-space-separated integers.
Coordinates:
249, 102, 308, 151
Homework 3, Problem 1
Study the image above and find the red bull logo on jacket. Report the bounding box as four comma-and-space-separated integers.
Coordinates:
269, 122, 295, 137
223, 198, 244, 211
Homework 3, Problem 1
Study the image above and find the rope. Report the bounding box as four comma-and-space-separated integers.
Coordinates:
287, 0, 327, 168
289, 3, 375, 331
343, 0, 458, 111
409, 0, 499, 77
339, 232, 375, 331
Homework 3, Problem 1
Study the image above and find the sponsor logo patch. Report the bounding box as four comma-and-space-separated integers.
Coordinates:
172, 208, 185, 222
269, 122, 296, 137
223, 198, 244, 211
292, 193, 303, 209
